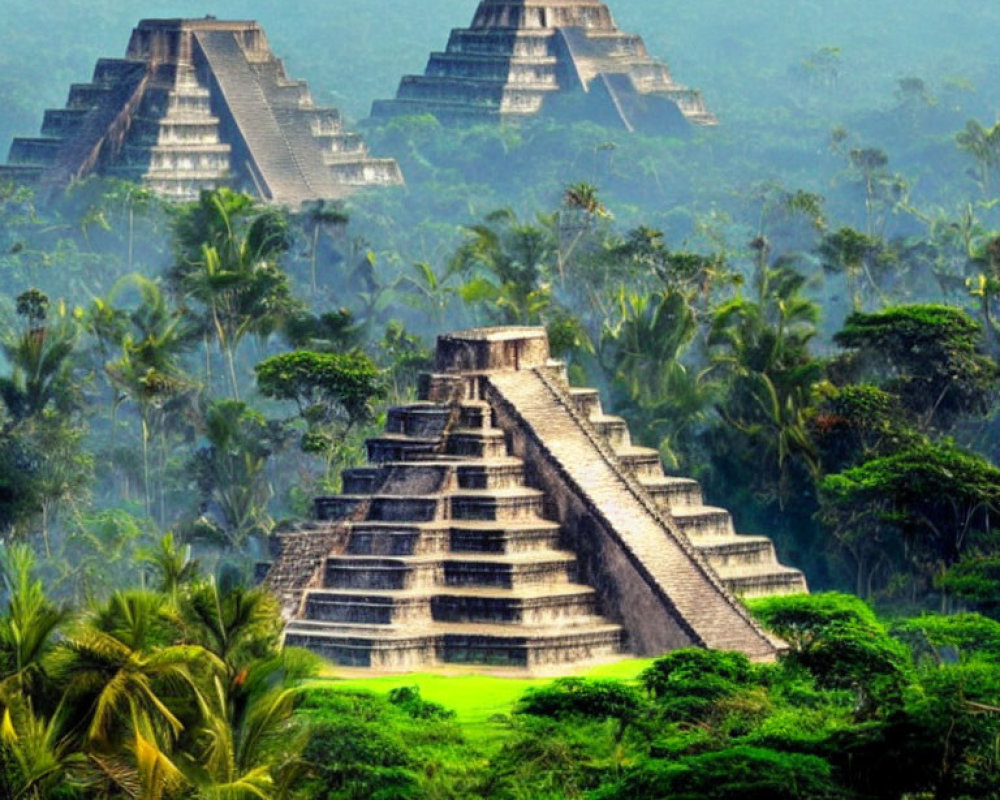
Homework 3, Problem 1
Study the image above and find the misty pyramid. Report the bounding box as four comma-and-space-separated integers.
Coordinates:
0, 18, 403, 206
371, 0, 717, 132
265, 327, 805, 673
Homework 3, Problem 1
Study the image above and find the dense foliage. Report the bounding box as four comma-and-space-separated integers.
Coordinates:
1, 0, 1000, 796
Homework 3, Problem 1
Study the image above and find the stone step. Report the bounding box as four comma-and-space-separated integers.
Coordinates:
443, 552, 577, 588
431, 585, 599, 625
590, 415, 630, 449
671, 506, 735, 538
692, 536, 777, 569
346, 523, 450, 556
7, 138, 62, 165
367, 434, 441, 463
341, 468, 380, 495
451, 488, 545, 521
343, 463, 453, 496
302, 590, 431, 625
445, 428, 510, 458
314, 132, 365, 155
568, 387, 602, 419
301, 585, 599, 627
458, 400, 493, 429
324, 556, 442, 590
386, 403, 452, 437
715, 564, 809, 599
449, 520, 562, 553
440, 623, 622, 669
639, 476, 703, 509
283, 621, 438, 669
344, 459, 528, 493
314, 495, 367, 522
283, 619, 623, 670
456, 459, 526, 489
41, 108, 88, 137
615, 446, 665, 479
324, 551, 576, 591
368, 495, 443, 522
319, 486, 546, 525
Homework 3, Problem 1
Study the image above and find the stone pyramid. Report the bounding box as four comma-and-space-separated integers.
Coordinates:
0, 19, 403, 206
266, 327, 805, 674
371, 0, 716, 132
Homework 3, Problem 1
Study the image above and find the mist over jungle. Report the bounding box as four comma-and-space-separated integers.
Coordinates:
0, 2, 1000, 798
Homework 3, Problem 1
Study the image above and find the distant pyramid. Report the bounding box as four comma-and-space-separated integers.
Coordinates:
371, 0, 716, 132
0, 19, 403, 206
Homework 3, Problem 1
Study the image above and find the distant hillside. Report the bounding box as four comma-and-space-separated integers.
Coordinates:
2, 0, 998, 156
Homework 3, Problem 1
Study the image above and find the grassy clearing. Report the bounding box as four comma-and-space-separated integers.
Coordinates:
308, 658, 655, 739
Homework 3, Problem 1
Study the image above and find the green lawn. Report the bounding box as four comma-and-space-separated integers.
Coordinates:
309, 658, 654, 739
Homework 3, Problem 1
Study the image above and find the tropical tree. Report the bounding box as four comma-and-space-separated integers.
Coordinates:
817, 227, 885, 310
53, 589, 207, 750
255, 349, 384, 482
450, 209, 555, 326
191, 400, 284, 548
171, 189, 295, 400
707, 261, 823, 505
101, 275, 198, 522
833, 304, 999, 430
956, 118, 1000, 196
300, 199, 349, 294
0, 289, 79, 423
600, 287, 713, 468
821, 442, 1000, 599
0, 545, 69, 697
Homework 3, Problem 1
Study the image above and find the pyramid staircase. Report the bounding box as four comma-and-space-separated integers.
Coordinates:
563, 386, 806, 598
107, 62, 231, 200
372, 0, 716, 130
1, 19, 402, 204
274, 327, 805, 673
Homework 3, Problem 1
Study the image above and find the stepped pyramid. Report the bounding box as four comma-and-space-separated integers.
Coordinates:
267, 327, 805, 673
371, 0, 716, 132
0, 19, 403, 206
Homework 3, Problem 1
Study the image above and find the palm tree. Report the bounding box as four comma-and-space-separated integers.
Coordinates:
399, 261, 457, 327
0, 545, 70, 697
188, 670, 304, 800
139, 533, 200, 605
451, 209, 555, 326
600, 287, 714, 468
178, 577, 281, 676
0, 698, 94, 799
0, 290, 79, 424
102, 275, 198, 522
192, 402, 278, 548
708, 261, 822, 504
179, 577, 313, 800
183, 233, 297, 401
54, 590, 213, 749
551, 182, 611, 282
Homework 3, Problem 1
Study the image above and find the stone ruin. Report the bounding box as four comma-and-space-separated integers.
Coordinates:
372, 0, 717, 132
0, 19, 403, 206
265, 327, 806, 673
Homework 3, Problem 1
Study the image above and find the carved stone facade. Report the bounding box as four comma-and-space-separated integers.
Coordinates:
1, 19, 403, 205
372, 0, 716, 132
268, 327, 805, 673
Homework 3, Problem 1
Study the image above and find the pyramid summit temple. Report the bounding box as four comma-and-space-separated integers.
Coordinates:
0, 19, 403, 206
266, 327, 805, 674
372, 0, 717, 132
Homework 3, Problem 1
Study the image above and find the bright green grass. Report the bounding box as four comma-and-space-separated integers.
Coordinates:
308, 658, 654, 739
